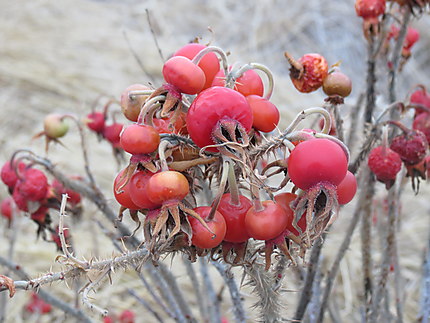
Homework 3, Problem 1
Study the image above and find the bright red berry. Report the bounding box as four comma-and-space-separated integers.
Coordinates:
120, 124, 160, 155
246, 95, 280, 133
162, 56, 206, 95
336, 171, 358, 205
212, 68, 264, 97
174, 43, 220, 91
287, 138, 348, 190
103, 123, 124, 148
1, 161, 26, 190
119, 309, 135, 323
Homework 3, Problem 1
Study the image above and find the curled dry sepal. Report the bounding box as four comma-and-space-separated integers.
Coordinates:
0, 275, 16, 298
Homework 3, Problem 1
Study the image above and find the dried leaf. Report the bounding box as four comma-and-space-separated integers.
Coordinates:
0, 275, 16, 298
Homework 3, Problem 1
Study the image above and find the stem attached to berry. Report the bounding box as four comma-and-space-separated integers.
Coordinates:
226, 159, 240, 206
232, 63, 275, 100
158, 140, 172, 172
191, 45, 229, 77
285, 107, 332, 135
137, 95, 165, 125
128, 89, 154, 100
207, 159, 230, 221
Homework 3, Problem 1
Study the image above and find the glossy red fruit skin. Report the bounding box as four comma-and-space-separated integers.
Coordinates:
120, 124, 160, 155
246, 95, 280, 133
390, 130, 428, 165
129, 171, 160, 210
188, 206, 226, 249
1, 161, 26, 190
291, 54, 328, 93
413, 112, 430, 144
212, 68, 264, 97
216, 193, 252, 243
119, 309, 136, 323
368, 146, 402, 182
287, 139, 348, 190
245, 200, 289, 241
17, 168, 48, 201
146, 171, 189, 205
274, 192, 305, 235
162, 56, 206, 95
174, 43, 220, 91
186, 86, 253, 148
86, 111, 105, 133
355, 0, 386, 19
336, 171, 357, 205
1, 197, 14, 219
113, 169, 140, 210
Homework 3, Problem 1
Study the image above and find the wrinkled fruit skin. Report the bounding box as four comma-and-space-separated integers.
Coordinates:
368, 146, 402, 185
17, 168, 48, 202
290, 54, 328, 93
390, 130, 428, 165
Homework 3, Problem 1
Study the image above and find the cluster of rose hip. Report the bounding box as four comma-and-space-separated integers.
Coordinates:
100, 40, 357, 269
368, 86, 430, 189
0, 156, 79, 246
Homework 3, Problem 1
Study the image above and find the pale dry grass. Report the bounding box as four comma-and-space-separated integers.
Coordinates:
0, 0, 429, 322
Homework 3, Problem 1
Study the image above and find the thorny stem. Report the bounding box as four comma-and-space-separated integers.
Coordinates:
361, 175, 376, 321
0, 256, 92, 323
364, 38, 377, 125
369, 184, 400, 321
347, 93, 365, 153
233, 63, 275, 100
192, 45, 229, 77
200, 258, 222, 323
211, 261, 246, 323
81, 269, 110, 316
294, 233, 327, 322
57, 194, 88, 268
318, 167, 371, 322
388, 9, 412, 103
182, 257, 207, 322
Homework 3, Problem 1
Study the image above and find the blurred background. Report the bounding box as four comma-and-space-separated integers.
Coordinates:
0, 0, 429, 322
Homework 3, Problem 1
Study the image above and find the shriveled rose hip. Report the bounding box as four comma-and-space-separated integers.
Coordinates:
368, 146, 402, 188
286, 53, 328, 93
